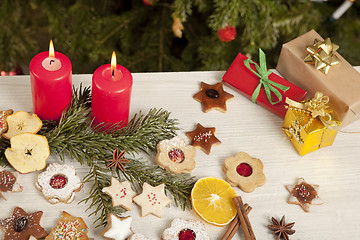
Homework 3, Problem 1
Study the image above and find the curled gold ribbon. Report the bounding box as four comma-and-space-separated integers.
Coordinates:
285, 92, 342, 131
304, 38, 341, 75
283, 120, 304, 144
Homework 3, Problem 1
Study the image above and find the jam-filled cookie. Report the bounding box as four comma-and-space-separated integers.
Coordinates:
223, 152, 266, 193
193, 82, 234, 113
162, 218, 210, 240
36, 163, 83, 204
0, 166, 23, 200
155, 136, 196, 174
0, 206, 47, 240
285, 177, 323, 212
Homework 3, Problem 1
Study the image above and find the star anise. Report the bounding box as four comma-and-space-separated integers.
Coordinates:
106, 148, 130, 171
268, 215, 295, 240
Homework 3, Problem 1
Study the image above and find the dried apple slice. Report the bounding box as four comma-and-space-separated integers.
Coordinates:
2, 111, 42, 139
5, 133, 50, 174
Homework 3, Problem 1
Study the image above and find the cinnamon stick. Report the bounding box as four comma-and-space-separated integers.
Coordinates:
233, 196, 256, 240
221, 203, 252, 240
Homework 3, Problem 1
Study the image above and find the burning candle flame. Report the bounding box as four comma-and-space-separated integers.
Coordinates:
49, 40, 55, 58
111, 51, 117, 75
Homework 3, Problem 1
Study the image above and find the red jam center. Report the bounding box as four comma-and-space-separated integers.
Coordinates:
178, 228, 196, 240
236, 163, 253, 177
49, 174, 68, 189
168, 148, 185, 163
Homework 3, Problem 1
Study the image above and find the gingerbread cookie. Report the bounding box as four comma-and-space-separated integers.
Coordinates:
155, 136, 196, 174
162, 218, 210, 240
193, 82, 234, 113
102, 177, 136, 210
0, 206, 47, 240
36, 163, 83, 204
285, 177, 323, 212
186, 123, 221, 155
45, 211, 89, 240
223, 152, 266, 193
128, 233, 152, 240
0, 109, 13, 136
102, 214, 133, 240
0, 166, 23, 200
133, 182, 172, 218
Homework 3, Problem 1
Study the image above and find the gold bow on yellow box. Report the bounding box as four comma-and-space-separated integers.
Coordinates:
304, 38, 341, 75
282, 92, 341, 156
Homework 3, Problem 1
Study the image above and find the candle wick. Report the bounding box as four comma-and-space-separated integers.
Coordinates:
50, 60, 55, 65
112, 69, 115, 77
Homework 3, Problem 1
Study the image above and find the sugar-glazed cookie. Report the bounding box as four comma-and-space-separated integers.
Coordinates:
102, 214, 133, 240
223, 152, 266, 193
285, 177, 323, 212
162, 218, 210, 240
193, 82, 234, 113
133, 182, 172, 218
0, 166, 23, 200
186, 123, 221, 155
102, 177, 136, 210
45, 211, 89, 240
128, 233, 153, 240
0, 109, 13, 136
36, 163, 83, 204
0, 206, 48, 240
155, 136, 196, 174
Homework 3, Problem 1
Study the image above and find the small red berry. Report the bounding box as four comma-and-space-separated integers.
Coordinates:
217, 26, 236, 42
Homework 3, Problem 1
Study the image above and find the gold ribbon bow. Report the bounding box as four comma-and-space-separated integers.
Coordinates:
283, 120, 304, 144
304, 38, 341, 75
285, 92, 342, 131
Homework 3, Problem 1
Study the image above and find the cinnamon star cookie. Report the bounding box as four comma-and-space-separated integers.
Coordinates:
0, 206, 48, 240
186, 123, 221, 155
193, 82, 234, 113
102, 214, 133, 240
285, 177, 323, 212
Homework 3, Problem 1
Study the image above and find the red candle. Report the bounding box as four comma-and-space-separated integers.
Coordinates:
29, 40, 72, 121
91, 51, 133, 129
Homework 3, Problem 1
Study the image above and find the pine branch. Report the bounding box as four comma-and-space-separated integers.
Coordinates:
80, 163, 126, 228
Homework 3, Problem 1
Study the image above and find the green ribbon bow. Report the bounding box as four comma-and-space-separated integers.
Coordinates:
244, 48, 290, 105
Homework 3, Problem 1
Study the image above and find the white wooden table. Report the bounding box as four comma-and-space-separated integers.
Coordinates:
1, 70, 360, 239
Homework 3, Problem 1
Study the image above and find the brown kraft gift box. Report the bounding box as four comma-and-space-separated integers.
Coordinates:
276, 29, 360, 127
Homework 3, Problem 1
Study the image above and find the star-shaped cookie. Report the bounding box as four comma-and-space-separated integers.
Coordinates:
0, 109, 13, 136
102, 214, 133, 240
0, 166, 23, 200
0, 206, 47, 240
102, 177, 136, 210
45, 211, 89, 240
133, 182, 172, 217
285, 177, 323, 212
186, 123, 221, 155
193, 82, 234, 113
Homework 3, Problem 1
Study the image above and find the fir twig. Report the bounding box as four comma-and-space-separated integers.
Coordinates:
80, 163, 126, 228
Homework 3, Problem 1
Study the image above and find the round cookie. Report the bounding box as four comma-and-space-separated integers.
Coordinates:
36, 163, 83, 204
155, 136, 196, 174
162, 218, 210, 240
223, 152, 266, 193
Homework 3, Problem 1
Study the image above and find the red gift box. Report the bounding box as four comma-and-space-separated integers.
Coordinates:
223, 52, 307, 118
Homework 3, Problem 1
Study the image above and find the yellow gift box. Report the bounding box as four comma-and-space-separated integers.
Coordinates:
282, 92, 341, 156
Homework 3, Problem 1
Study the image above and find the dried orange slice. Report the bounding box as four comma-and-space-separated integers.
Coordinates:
191, 177, 237, 226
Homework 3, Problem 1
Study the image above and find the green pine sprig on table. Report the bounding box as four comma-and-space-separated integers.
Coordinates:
0, 85, 196, 227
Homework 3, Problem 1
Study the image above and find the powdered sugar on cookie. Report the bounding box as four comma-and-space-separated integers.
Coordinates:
36, 163, 83, 204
